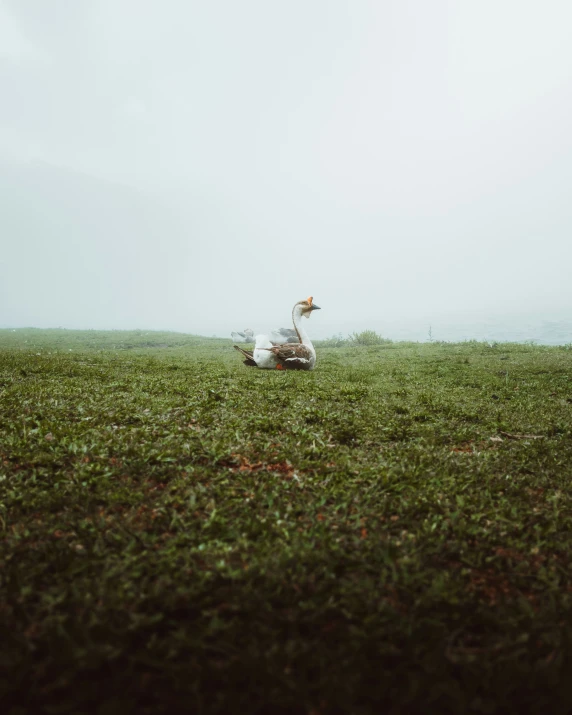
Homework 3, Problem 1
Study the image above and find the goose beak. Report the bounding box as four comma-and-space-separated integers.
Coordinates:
310, 304, 321, 310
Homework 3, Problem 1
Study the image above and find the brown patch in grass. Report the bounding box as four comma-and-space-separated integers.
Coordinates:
225, 454, 297, 479
467, 568, 515, 605
450, 439, 502, 454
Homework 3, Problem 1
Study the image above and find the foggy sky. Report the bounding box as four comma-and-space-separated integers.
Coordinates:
1, 0, 571, 339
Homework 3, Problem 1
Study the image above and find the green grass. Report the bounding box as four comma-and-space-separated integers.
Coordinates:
1, 328, 572, 714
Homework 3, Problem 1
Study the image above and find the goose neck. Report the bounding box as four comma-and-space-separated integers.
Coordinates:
292, 306, 312, 346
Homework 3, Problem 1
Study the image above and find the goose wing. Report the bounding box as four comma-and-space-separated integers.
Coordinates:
233, 344, 257, 366
264, 342, 313, 368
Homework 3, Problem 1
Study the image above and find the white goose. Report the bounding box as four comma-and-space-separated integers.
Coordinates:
234, 297, 321, 371
230, 328, 255, 344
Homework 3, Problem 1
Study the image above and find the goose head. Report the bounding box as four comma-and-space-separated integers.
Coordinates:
295, 296, 321, 319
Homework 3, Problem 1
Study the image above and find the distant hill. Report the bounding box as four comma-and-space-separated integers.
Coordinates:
0, 328, 225, 351
0, 158, 193, 329
0, 157, 186, 259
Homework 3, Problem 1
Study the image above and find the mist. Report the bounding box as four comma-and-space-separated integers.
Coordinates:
1, 0, 571, 342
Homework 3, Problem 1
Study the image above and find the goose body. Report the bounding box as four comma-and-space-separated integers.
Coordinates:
234, 297, 321, 371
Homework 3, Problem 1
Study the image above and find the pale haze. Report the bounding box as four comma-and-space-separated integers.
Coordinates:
1, 0, 571, 342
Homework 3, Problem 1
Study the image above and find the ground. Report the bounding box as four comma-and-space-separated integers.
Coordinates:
1, 329, 572, 714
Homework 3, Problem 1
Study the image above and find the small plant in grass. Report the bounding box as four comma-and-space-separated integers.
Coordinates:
317, 333, 349, 348
349, 330, 391, 346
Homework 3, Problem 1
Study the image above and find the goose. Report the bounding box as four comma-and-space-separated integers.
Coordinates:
230, 328, 255, 344
234, 297, 321, 370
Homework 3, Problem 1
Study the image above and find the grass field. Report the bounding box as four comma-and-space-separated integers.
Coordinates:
2, 328, 572, 714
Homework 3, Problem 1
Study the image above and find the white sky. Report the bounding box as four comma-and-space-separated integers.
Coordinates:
1, 0, 571, 337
